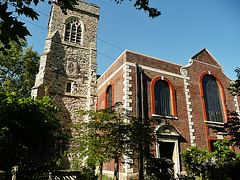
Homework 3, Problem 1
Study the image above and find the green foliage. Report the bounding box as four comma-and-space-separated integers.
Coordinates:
145, 158, 175, 180
0, 92, 65, 179
213, 111, 240, 147
182, 140, 240, 180
69, 106, 127, 172
127, 116, 156, 160
70, 103, 157, 179
228, 67, 240, 96
80, 168, 97, 180
113, 0, 161, 18
0, 40, 40, 97
0, 0, 78, 51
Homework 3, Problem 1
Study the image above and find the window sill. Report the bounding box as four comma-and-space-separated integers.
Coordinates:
62, 41, 84, 48
204, 121, 224, 125
152, 114, 178, 120
63, 93, 87, 98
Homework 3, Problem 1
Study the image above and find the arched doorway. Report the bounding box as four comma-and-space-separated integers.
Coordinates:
155, 124, 181, 178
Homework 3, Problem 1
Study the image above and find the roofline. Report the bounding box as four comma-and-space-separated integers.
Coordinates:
125, 50, 184, 67
190, 48, 224, 71
97, 50, 127, 82
97, 49, 185, 82
78, 0, 99, 8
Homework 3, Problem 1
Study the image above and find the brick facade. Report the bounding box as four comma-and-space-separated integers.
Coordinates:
97, 49, 240, 179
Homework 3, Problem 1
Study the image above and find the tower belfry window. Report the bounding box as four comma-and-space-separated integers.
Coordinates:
64, 19, 82, 43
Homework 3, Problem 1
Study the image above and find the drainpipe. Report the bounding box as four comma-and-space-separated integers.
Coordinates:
135, 62, 139, 118
135, 63, 140, 178
136, 63, 145, 180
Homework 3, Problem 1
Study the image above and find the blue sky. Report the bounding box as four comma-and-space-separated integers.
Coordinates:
19, 0, 240, 79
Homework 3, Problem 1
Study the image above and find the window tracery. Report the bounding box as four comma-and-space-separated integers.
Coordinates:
64, 18, 82, 43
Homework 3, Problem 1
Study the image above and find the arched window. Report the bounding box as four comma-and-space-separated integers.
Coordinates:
202, 74, 223, 122
151, 77, 177, 117
106, 85, 112, 108
64, 18, 82, 43
154, 80, 171, 116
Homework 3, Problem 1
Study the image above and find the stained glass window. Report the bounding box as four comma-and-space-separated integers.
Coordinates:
202, 75, 223, 122
154, 80, 170, 116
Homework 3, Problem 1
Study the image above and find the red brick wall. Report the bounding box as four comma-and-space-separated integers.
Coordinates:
97, 49, 240, 175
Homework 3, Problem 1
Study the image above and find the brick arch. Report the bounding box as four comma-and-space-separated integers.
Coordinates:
151, 76, 177, 117
104, 82, 114, 109
199, 71, 228, 151
199, 71, 228, 122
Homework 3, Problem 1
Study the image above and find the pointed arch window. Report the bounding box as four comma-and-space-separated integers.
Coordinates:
64, 18, 82, 43
154, 80, 171, 116
106, 85, 113, 109
202, 74, 223, 122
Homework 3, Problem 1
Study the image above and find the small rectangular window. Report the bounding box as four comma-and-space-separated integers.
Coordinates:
66, 82, 72, 93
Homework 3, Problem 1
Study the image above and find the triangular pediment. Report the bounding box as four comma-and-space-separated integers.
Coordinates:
191, 48, 222, 68
156, 124, 180, 136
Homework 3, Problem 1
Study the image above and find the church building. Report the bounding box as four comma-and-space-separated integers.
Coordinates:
31, 0, 240, 179
97, 49, 240, 178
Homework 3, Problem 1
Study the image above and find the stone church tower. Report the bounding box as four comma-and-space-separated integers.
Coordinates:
32, 0, 99, 124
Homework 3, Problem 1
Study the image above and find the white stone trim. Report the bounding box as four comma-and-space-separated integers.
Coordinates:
98, 62, 125, 90
123, 64, 132, 113
102, 170, 114, 175
122, 64, 134, 176
191, 48, 224, 71
98, 59, 190, 90
97, 50, 127, 82
193, 60, 222, 70
234, 96, 240, 115
126, 62, 190, 80
183, 79, 196, 147
204, 121, 224, 125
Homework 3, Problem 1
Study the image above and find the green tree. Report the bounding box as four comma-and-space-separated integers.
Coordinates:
0, 0, 78, 52
228, 67, 240, 96
70, 104, 127, 180
0, 0, 160, 51
0, 92, 65, 179
0, 40, 40, 97
127, 116, 157, 179
70, 103, 158, 180
182, 140, 240, 180
213, 111, 240, 147
113, 0, 161, 18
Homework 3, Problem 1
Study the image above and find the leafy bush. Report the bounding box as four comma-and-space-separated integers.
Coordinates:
0, 92, 65, 179
182, 140, 240, 180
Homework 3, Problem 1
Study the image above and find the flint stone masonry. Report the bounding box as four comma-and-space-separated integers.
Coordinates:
32, 0, 99, 143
